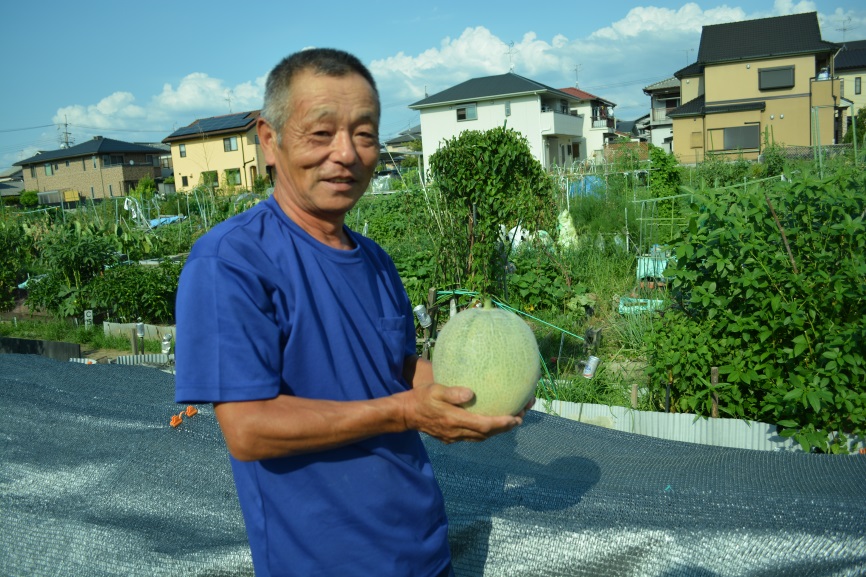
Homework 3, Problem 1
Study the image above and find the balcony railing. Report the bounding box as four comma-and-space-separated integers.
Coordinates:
592, 118, 614, 130
651, 108, 675, 123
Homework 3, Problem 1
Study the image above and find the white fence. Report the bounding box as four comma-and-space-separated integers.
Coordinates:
534, 399, 864, 453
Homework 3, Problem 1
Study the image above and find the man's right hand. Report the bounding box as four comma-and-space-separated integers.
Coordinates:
399, 383, 528, 444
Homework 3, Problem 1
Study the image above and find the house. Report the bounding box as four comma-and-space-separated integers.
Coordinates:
162, 110, 271, 192
556, 87, 618, 161
381, 124, 421, 169
835, 39, 866, 135
669, 12, 842, 164
408, 73, 586, 174
0, 167, 24, 204
14, 137, 166, 200
643, 77, 680, 152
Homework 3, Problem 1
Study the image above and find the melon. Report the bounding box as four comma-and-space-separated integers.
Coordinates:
432, 299, 540, 416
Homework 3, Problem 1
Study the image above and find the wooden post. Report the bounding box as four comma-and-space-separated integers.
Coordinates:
631, 383, 639, 409
711, 366, 719, 418
131, 328, 139, 355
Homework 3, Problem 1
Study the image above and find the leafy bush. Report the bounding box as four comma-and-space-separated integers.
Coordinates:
89, 260, 182, 324
428, 126, 558, 296
0, 221, 30, 311
646, 166, 866, 452
19, 190, 39, 208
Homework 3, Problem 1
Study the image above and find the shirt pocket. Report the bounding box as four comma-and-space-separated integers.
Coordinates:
378, 316, 411, 376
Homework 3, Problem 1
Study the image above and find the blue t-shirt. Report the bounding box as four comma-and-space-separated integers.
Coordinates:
175, 196, 450, 577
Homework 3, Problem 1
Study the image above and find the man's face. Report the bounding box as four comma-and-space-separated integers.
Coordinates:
260, 69, 380, 219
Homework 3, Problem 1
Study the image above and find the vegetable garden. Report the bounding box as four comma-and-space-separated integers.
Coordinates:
1, 127, 864, 453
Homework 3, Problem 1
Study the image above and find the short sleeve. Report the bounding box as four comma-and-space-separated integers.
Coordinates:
174, 254, 283, 404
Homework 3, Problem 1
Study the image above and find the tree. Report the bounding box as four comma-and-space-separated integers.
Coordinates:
428, 126, 558, 296
19, 190, 39, 208
130, 176, 157, 202
842, 107, 866, 144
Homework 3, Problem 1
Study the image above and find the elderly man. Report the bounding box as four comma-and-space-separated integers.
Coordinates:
175, 48, 529, 577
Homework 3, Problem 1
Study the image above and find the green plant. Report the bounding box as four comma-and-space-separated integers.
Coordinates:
0, 221, 31, 311
89, 260, 182, 324
428, 126, 558, 296
19, 190, 39, 208
647, 166, 866, 452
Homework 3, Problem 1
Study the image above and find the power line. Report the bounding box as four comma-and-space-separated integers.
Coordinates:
0, 124, 56, 134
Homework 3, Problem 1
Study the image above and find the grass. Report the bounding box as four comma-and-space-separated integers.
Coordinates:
0, 318, 164, 354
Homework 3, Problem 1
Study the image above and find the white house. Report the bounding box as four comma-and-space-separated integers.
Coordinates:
556, 87, 619, 161
408, 73, 586, 175
642, 77, 681, 153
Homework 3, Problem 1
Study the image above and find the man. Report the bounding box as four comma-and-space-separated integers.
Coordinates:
175, 48, 530, 577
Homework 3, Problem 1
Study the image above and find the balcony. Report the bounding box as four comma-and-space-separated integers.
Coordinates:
591, 117, 615, 131
651, 107, 675, 123
540, 110, 582, 137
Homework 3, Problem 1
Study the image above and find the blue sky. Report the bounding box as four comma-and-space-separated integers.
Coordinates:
1, 0, 864, 169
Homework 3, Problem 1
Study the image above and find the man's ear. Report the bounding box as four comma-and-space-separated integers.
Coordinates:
257, 117, 278, 166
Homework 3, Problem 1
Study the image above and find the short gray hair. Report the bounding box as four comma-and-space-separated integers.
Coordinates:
261, 48, 380, 143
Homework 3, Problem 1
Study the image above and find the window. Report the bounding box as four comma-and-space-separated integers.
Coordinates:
201, 170, 219, 187
30, 166, 36, 178
65, 160, 70, 167
223, 137, 238, 152
160, 156, 172, 169
103, 155, 123, 166
82, 158, 87, 171
759, 66, 795, 90
145, 154, 155, 166
93, 156, 97, 168
181, 176, 189, 187
456, 103, 477, 121
225, 168, 241, 185
505, 102, 511, 116
856, 77, 862, 95
44, 164, 53, 176
709, 125, 761, 151
179, 144, 187, 158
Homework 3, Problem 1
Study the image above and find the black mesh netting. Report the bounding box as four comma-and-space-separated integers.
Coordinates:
2, 353, 865, 577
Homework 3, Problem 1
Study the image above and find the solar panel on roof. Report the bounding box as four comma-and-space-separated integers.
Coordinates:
169, 112, 254, 138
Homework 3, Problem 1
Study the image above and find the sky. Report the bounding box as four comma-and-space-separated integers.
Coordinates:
1, 0, 864, 170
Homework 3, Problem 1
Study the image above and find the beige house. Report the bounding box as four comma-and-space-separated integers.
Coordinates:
163, 110, 271, 192
835, 40, 866, 136
670, 12, 843, 164
14, 136, 165, 200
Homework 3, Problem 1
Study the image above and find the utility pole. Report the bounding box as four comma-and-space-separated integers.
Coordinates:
681, 48, 694, 66
574, 64, 583, 88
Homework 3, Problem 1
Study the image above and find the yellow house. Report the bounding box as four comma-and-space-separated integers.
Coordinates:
670, 12, 844, 164
163, 110, 272, 192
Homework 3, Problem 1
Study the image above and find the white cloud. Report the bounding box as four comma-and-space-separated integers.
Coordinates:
53, 92, 146, 130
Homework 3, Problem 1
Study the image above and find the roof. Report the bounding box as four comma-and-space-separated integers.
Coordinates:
0, 166, 23, 179
674, 62, 704, 79
409, 73, 581, 108
835, 39, 866, 70
385, 124, 422, 146
643, 77, 680, 93
697, 12, 837, 65
558, 86, 616, 107
162, 110, 260, 143
668, 95, 766, 118
14, 137, 167, 167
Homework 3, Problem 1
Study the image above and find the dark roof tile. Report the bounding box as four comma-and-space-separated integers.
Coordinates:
697, 12, 837, 64
15, 138, 167, 166
836, 40, 866, 70
409, 73, 579, 108
163, 110, 259, 142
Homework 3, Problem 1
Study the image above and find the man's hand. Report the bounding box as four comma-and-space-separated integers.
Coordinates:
399, 382, 532, 444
